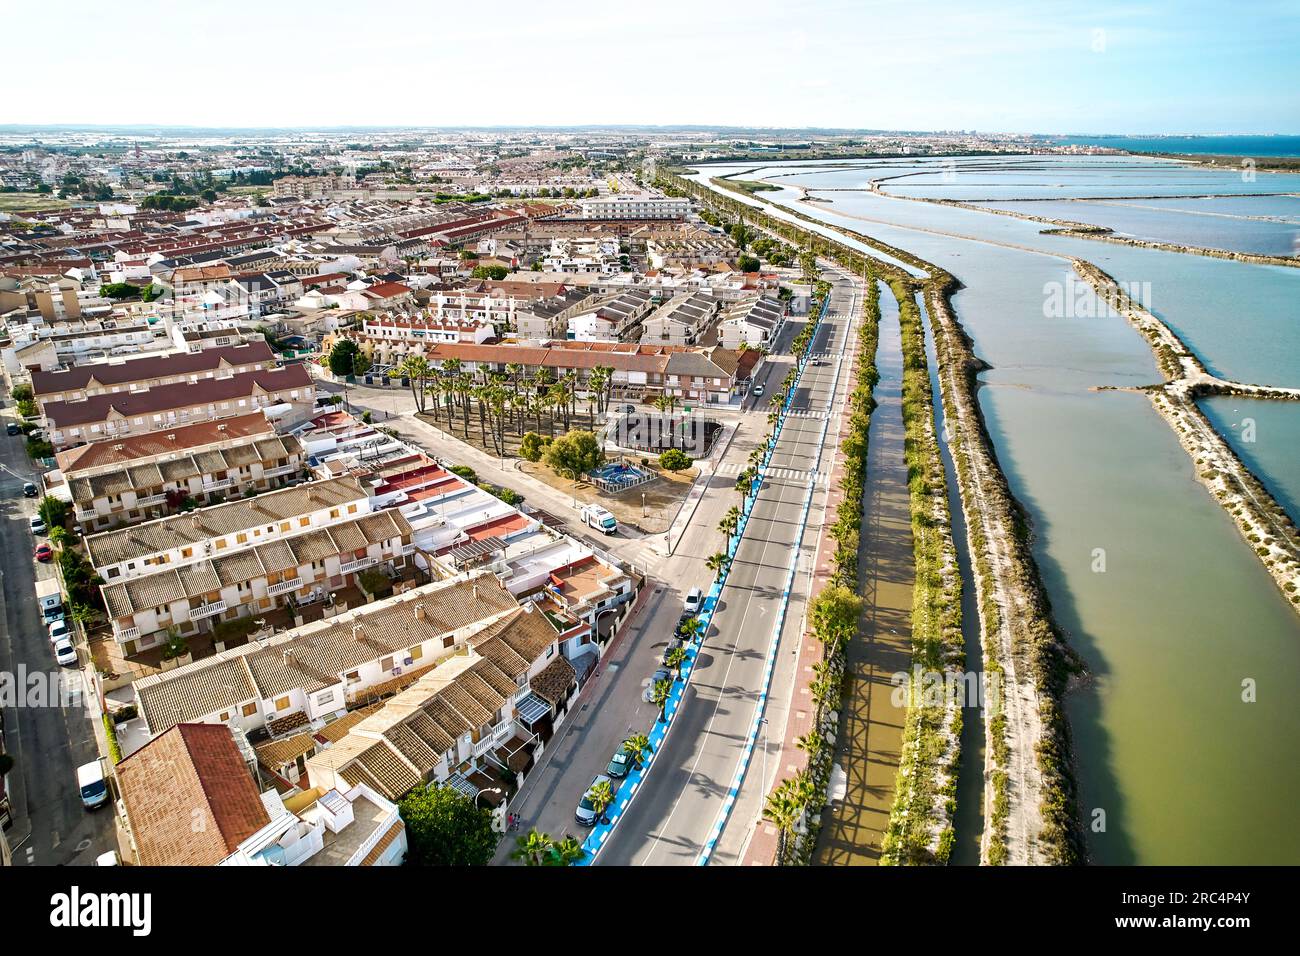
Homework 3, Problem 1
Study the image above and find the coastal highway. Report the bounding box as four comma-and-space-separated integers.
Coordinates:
594, 269, 860, 865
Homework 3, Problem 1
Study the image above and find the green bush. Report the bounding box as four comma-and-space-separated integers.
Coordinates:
543, 430, 604, 479
10, 383, 33, 402
659, 448, 692, 472
519, 431, 545, 462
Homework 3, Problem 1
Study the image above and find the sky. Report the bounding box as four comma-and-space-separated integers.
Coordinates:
6, 0, 1298, 133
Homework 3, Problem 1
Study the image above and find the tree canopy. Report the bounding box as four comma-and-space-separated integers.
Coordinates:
543, 430, 604, 479
397, 783, 496, 866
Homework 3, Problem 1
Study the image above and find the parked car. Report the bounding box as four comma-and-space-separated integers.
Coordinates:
23, 482, 37, 497
43, 603, 65, 625
5, 422, 19, 436
661, 638, 684, 667
574, 774, 613, 826
752, 384, 765, 397
94, 850, 120, 866
29, 515, 46, 535
614, 404, 637, 414
53, 637, 77, 667
683, 587, 703, 616
34, 543, 53, 562
48, 619, 70, 643
642, 668, 672, 703
76, 761, 109, 810
607, 743, 635, 779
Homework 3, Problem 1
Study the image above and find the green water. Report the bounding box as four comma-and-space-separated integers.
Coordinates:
695, 158, 1300, 864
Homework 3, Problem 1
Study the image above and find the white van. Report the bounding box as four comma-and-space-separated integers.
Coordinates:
580, 504, 618, 535
76, 761, 109, 810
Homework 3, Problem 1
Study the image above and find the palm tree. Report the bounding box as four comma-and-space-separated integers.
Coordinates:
622, 733, 651, 768
545, 835, 586, 866
512, 828, 555, 866
390, 355, 431, 414
763, 782, 802, 866
665, 644, 687, 675
587, 779, 616, 825
705, 552, 729, 579
677, 615, 703, 643
718, 505, 740, 547
651, 677, 672, 722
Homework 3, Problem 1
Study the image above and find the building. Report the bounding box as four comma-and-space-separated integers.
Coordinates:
577, 194, 689, 220
719, 293, 786, 350
92, 474, 412, 652
54, 411, 305, 532
115, 722, 404, 866
304, 601, 568, 803
40, 362, 315, 449
30, 341, 276, 404
642, 291, 720, 345
132, 574, 523, 737
565, 289, 654, 342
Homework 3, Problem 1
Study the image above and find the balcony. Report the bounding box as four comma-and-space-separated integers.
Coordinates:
266, 578, 301, 596
116, 625, 140, 641
135, 493, 167, 507
263, 464, 297, 479
75, 508, 98, 523
202, 478, 235, 492
340, 555, 378, 575
189, 600, 226, 620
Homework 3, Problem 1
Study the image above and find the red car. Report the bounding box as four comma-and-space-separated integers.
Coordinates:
34, 543, 54, 562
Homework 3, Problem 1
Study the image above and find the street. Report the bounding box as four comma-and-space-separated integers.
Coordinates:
0, 400, 113, 867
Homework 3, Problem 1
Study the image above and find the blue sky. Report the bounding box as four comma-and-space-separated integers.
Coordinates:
6, 0, 1297, 132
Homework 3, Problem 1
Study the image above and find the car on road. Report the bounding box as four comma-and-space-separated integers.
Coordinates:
683, 587, 703, 615
661, 637, 684, 667
642, 668, 673, 703
575, 774, 613, 826
5, 422, 18, 436
34, 543, 53, 562
43, 603, 65, 624
752, 384, 765, 397
580, 503, 618, 535
607, 743, 635, 779
48, 619, 70, 643
95, 850, 120, 866
614, 404, 637, 414
29, 515, 46, 535
23, 481, 38, 497
53, 637, 77, 667
76, 761, 109, 810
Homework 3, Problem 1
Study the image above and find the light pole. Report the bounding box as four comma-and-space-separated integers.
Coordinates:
759, 716, 769, 793
641, 492, 646, 518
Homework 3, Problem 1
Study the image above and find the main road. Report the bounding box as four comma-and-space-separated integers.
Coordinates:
592, 269, 859, 865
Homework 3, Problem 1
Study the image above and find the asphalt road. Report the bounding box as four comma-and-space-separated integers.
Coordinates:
592, 274, 857, 865
0, 402, 113, 867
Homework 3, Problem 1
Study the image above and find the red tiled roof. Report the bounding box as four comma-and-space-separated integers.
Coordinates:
31, 342, 275, 397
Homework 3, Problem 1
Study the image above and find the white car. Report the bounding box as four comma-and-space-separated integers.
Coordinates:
29, 515, 46, 535
54, 637, 77, 667
48, 618, 70, 643
95, 850, 119, 866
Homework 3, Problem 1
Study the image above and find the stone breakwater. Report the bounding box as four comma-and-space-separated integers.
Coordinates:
1072, 259, 1300, 615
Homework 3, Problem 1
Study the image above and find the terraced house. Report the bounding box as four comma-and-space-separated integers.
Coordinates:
53, 411, 306, 532
130, 575, 530, 742
90, 475, 415, 653
39, 362, 315, 449
303, 600, 571, 803
30, 341, 277, 404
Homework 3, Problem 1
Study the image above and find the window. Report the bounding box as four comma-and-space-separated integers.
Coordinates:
345, 670, 360, 683
408, 645, 423, 661
347, 504, 358, 515
274, 696, 290, 711
242, 703, 257, 717
442, 634, 454, 648
218, 711, 230, 722
299, 517, 310, 528
329, 509, 340, 519
181, 548, 193, 559
280, 522, 291, 532
380, 656, 394, 672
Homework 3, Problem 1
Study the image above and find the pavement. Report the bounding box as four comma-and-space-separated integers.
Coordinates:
590, 270, 861, 865
0, 399, 114, 867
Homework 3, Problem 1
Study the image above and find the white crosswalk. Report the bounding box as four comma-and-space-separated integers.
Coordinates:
783, 407, 829, 419
716, 461, 830, 486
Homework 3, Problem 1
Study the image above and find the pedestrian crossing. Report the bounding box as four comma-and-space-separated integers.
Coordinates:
783, 407, 829, 419
716, 460, 830, 486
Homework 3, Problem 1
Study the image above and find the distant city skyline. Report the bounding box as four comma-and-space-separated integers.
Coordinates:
6, 0, 1298, 133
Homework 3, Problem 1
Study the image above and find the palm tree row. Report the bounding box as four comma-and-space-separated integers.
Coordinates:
390, 355, 618, 455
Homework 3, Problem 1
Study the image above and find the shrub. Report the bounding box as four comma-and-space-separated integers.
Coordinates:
543, 430, 604, 479
10, 383, 33, 402
659, 448, 692, 472
519, 431, 545, 462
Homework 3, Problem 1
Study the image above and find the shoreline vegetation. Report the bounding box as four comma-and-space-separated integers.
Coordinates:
879, 280, 965, 864
666, 166, 1085, 865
